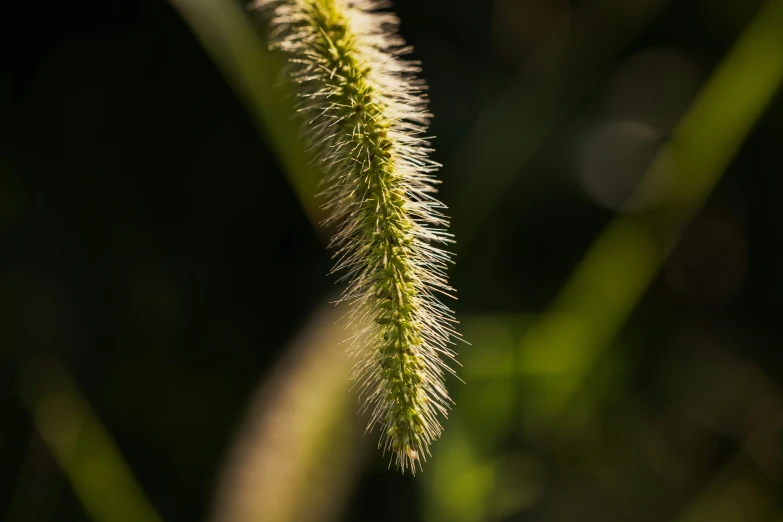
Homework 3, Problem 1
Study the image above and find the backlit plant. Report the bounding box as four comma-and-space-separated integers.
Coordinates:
255, 0, 459, 473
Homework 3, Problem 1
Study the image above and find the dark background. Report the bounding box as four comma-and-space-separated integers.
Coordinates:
2, 0, 783, 521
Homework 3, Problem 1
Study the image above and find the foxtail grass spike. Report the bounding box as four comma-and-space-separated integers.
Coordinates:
254, 0, 459, 474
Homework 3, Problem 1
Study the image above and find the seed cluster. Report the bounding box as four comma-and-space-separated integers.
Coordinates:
255, 0, 459, 473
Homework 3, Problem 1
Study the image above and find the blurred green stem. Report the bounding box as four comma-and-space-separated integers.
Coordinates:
170, 0, 325, 232
18, 357, 163, 522
209, 302, 358, 522
519, 0, 783, 422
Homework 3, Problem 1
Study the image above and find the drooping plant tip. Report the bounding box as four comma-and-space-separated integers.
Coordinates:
255, 0, 459, 474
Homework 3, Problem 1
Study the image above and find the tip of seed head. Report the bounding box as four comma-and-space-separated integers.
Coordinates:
405, 446, 418, 462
